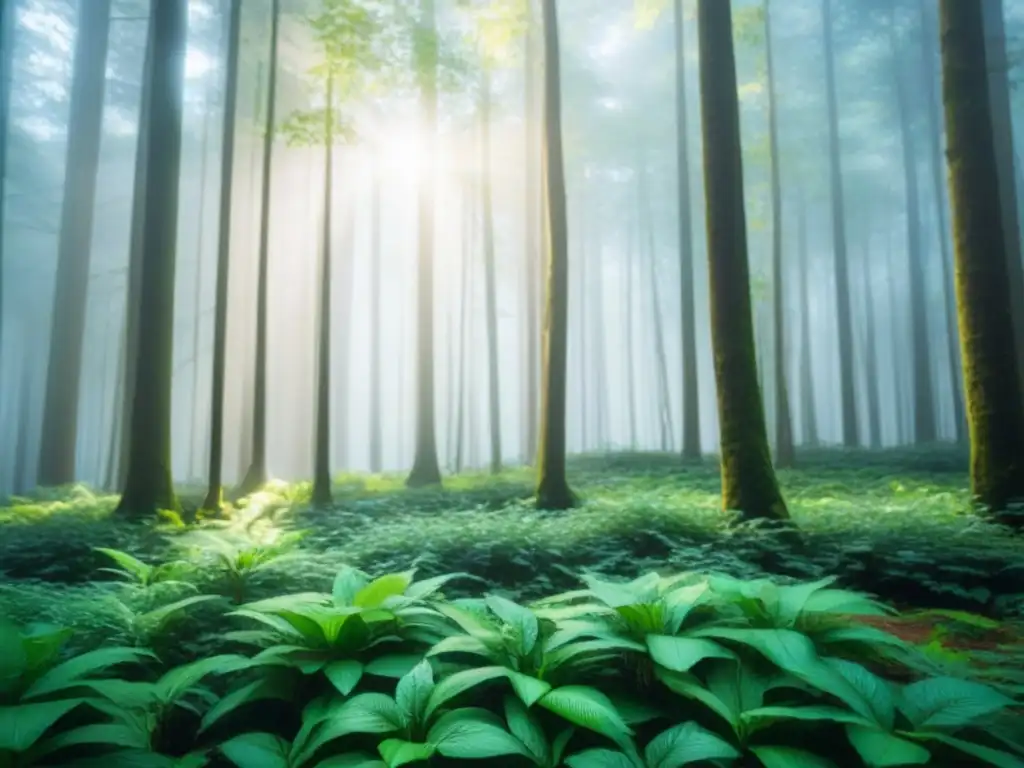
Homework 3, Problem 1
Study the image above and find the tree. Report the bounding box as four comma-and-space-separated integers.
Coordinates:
37, 0, 113, 486
115, 0, 189, 518
940, 0, 1024, 523
201, 0, 244, 512
0, 0, 12, 346
406, 0, 444, 488
535, 0, 575, 510
697, 0, 787, 521
673, 0, 701, 461
237, 0, 282, 497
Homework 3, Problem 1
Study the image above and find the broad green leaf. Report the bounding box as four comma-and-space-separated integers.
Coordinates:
296, 693, 405, 765
581, 575, 644, 609
325, 660, 365, 696
846, 724, 931, 767
656, 668, 737, 729
396, 660, 434, 724
825, 658, 895, 729
404, 572, 472, 599
313, 755, 387, 768
156, 654, 249, 703
220, 732, 290, 768
644, 721, 740, 767
377, 738, 436, 767
428, 707, 532, 759
552, 726, 576, 763
899, 677, 1015, 729
365, 655, 423, 678
200, 675, 295, 733
565, 749, 639, 768
507, 671, 552, 708
486, 595, 540, 655
427, 634, 497, 660
750, 746, 837, 768
436, 603, 501, 639
801, 588, 891, 619
910, 731, 1024, 768
740, 705, 870, 730
94, 548, 153, 581
646, 635, 734, 672
539, 686, 633, 750
333, 567, 370, 605
21, 625, 73, 675
355, 572, 415, 608
33, 722, 149, 756
0, 620, 27, 695
0, 699, 83, 753
504, 695, 548, 764
423, 665, 508, 721
23, 647, 155, 699
138, 594, 220, 629
544, 638, 646, 674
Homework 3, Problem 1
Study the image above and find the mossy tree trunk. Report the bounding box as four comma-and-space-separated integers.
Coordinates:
673, 0, 701, 461
115, 0, 189, 519
940, 0, 1024, 522
480, 69, 503, 474
821, 0, 858, 447
237, 0, 281, 497
200, 0, 243, 512
697, 0, 788, 522
311, 72, 335, 507
535, 0, 575, 511
38, 0, 112, 487
764, 0, 794, 469
407, 0, 443, 488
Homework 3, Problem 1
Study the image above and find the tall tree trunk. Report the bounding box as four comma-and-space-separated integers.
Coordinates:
590, 208, 609, 447
0, 0, 13, 344
885, 216, 905, 445
862, 235, 882, 448
821, 0, 858, 446
454, 183, 474, 474
13, 363, 33, 494
369, 153, 383, 473
982, 0, 1024, 397
480, 70, 503, 474
940, 0, 1024, 522
535, 0, 576, 510
38, 0, 112, 486
311, 72, 335, 506
920, 0, 966, 442
523, 0, 541, 465
892, 22, 937, 444
200, 0, 243, 511
624, 218, 638, 446
407, 0, 443, 488
797, 196, 818, 446
115, 0, 188, 518
673, 0, 701, 461
697, 0, 788, 521
188, 82, 214, 481
237, 0, 281, 495
333, 192, 356, 470
765, 0, 793, 468
575, 181, 588, 451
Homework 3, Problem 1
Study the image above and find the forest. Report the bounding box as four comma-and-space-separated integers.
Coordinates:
1, 0, 1023, 765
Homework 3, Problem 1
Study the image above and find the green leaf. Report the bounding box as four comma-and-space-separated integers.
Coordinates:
137, 595, 220, 631
23, 647, 156, 699
646, 635, 734, 672
33, 722, 150, 756
333, 567, 370, 605
427, 634, 498, 660
354, 572, 415, 608
504, 695, 548, 764
396, 660, 434, 724
845, 724, 931, 767
486, 595, 540, 655
156, 654, 249, 704
377, 739, 436, 767
740, 705, 870, 730
220, 732, 290, 768
365, 655, 423, 678
21, 625, 73, 676
94, 548, 153, 582
429, 707, 532, 759
200, 675, 295, 734
899, 676, 1015, 729
749, 746, 838, 768
656, 668, 737, 729
911, 732, 1024, 768
565, 749, 639, 768
423, 665, 508, 721
0, 620, 27, 695
295, 693, 405, 765
644, 721, 740, 767
0, 699, 83, 753
325, 660, 365, 696
539, 686, 634, 750
825, 658, 895, 730
507, 671, 552, 708
405, 572, 472, 599
313, 755, 387, 768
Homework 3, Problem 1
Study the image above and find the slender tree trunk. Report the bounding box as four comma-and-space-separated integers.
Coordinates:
333, 191, 356, 471
311, 72, 335, 506
940, 0, 1024, 522
892, 23, 938, 444
821, 0, 858, 446
765, 0, 793, 468
575, 181, 588, 451
38, 0, 112, 486
0, 0, 14, 345
624, 218, 638, 447
200, 0, 243, 511
920, 0, 966, 442
115, 0, 188, 518
885, 216, 904, 445
237, 0, 281, 495
862, 235, 882, 448
535, 0, 576, 510
697, 0, 788, 522
13, 363, 33, 493
454, 183, 474, 474
523, 0, 541, 465
590, 210, 609, 447
673, 0, 701, 460
369, 153, 383, 472
407, 0, 443, 488
480, 70, 503, 474
797, 196, 818, 446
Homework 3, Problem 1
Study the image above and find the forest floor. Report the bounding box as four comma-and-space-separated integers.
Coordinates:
1, 445, 1023, 688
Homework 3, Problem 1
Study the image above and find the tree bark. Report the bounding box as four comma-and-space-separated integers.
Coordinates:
369, 153, 383, 473
201, 0, 243, 511
115, 0, 189, 518
38, 0, 112, 486
821, 0, 858, 446
940, 0, 1024, 521
523, 0, 541, 465
480, 69, 503, 474
237, 0, 281, 496
797, 195, 818, 446
697, 0, 788, 521
0, 0, 13, 347
535, 0, 575, 510
407, 0, 443, 488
